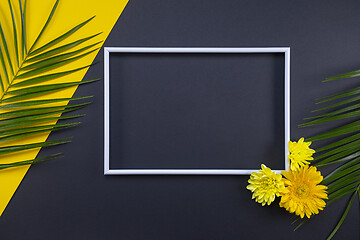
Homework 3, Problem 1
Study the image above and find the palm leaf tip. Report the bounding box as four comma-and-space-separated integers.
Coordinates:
29, 15, 96, 56
0, 153, 64, 170
27, 0, 60, 54
0, 137, 72, 156
25, 32, 103, 63
326, 187, 359, 240
10, 63, 98, 88
21, 41, 102, 72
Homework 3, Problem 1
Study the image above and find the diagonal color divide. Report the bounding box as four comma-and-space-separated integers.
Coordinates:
0, 0, 129, 216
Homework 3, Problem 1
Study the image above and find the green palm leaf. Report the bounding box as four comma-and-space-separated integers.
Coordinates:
29, 15, 95, 56
7, 0, 19, 67
0, 153, 63, 170
11, 63, 96, 87
0, 23, 14, 75
26, 33, 102, 63
0, 0, 100, 169
326, 186, 359, 240
301, 67, 360, 239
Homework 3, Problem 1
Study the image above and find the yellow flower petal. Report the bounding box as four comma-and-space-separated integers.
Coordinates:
246, 165, 285, 206
279, 165, 328, 218
288, 138, 315, 171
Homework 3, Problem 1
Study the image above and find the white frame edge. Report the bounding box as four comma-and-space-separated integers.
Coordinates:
104, 47, 290, 175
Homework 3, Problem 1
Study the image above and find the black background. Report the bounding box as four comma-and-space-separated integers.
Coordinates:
1, 0, 360, 239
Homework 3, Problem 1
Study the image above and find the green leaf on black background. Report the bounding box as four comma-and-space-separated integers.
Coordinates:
302, 67, 360, 239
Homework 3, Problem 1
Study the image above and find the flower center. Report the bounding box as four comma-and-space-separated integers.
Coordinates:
262, 177, 276, 189
294, 184, 309, 198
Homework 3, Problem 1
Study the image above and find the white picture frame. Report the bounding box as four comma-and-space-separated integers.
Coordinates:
104, 47, 290, 175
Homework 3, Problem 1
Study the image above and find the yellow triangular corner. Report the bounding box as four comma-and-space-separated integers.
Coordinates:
0, 0, 129, 216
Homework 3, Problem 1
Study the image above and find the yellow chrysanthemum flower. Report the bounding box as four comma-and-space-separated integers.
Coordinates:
288, 137, 315, 171
247, 164, 285, 206
280, 165, 328, 218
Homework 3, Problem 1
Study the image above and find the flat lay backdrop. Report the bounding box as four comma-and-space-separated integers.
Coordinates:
1, 0, 360, 239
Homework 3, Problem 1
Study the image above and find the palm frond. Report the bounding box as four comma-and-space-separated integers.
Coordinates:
0, 0, 100, 169
326, 186, 359, 240
301, 68, 360, 239
0, 153, 63, 170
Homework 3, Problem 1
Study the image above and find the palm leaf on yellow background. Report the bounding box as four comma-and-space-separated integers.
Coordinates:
0, 0, 128, 217
0, 0, 100, 170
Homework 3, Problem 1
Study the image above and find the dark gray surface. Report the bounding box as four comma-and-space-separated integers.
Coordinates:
109, 53, 285, 170
1, 0, 360, 239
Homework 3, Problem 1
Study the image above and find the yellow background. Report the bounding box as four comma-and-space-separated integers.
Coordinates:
0, 0, 128, 215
